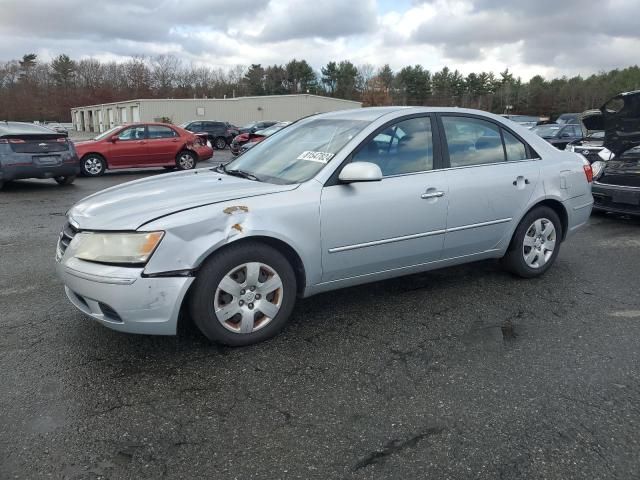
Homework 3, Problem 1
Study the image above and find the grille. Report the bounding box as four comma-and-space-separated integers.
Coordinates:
58, 221, 78, 257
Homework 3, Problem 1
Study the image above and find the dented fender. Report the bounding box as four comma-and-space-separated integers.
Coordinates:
141, 182, 324, 290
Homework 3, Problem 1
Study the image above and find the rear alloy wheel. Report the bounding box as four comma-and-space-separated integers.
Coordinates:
176, 151, 196, 170
214, 137, 227, 150
501, 206, 562, 278
189, 242, 297, 346
81, 155, 106, 177
54, 175, 76, 186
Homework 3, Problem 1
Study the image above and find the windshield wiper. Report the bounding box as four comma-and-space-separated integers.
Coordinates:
219, 165, 261, 182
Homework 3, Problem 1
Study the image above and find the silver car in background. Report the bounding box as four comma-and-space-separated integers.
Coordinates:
56, 107, 594, 346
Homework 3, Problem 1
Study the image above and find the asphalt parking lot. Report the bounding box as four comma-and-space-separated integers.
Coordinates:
1, 155, 639, 479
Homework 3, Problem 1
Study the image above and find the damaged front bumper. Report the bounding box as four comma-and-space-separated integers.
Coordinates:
56, 257, 193, 335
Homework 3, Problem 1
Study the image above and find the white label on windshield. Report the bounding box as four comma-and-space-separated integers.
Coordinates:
297, 151, 335, 163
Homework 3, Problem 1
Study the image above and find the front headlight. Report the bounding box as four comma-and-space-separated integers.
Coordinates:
73, 231, 164, 265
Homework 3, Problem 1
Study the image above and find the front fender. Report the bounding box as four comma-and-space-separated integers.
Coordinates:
141, 182, 323, 288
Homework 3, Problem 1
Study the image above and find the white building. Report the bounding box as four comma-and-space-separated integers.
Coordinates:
70, 94, 362, 133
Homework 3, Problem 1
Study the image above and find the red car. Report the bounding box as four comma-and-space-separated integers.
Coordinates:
74, 123, 213, 176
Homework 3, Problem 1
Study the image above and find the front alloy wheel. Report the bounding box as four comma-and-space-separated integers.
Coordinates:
81, 155, 105, 176
189, 242, 297, 346
215, 262, 284, 334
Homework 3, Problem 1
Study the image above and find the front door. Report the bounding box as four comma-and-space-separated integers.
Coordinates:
110, 125, 148, 168
437, 114, 540, 259
320, 116, 448, 282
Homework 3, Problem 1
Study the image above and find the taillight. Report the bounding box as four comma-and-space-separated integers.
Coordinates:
56, 137, 67, 143
0, 139, 7, 144
8, 139, 25, 144
583, 163, 593, 183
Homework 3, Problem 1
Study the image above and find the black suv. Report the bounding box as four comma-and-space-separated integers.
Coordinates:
0, 121, 79, 190
180, 121, 239, 150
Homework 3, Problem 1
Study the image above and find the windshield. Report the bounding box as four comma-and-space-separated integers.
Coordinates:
255, 122, 290, 137
223, 118, 369, 184
93, 126, 121, 141
241, 121, 258, 129
532, 125, 561, 138
588, 131, 605, 139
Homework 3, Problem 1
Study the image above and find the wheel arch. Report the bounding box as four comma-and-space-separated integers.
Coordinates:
193, 235, 307, 296
516, 198, 568, 244
177, 234, 308, 334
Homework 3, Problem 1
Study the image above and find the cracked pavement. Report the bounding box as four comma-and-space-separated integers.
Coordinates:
1, 155, 640, 479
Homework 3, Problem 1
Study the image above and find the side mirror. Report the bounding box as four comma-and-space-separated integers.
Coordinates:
339, 162, 383, 183
110, 136, 119, 143
561, 132, 571, 138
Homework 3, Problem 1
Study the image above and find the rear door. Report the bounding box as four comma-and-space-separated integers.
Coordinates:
146, 125, 180, 164
437, 114, 540, 259
109, 125, 148, 167
320, 115, 449, 282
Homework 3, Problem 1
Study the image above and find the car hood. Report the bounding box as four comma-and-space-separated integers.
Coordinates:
582, 91, 640, 156
68, 168, 298, 230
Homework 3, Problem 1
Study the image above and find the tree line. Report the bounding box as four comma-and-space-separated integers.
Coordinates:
1, 53, 639, 123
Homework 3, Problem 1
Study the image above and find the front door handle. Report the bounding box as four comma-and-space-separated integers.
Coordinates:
421, 191, 445, 199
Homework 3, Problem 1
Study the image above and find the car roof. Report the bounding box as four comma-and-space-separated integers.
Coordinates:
0, 121, 63, 136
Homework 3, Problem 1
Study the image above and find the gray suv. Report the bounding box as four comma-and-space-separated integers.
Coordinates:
1, 121, 79, 189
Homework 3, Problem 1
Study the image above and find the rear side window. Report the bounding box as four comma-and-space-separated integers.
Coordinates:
148, 125, 177, 139
188, 122, 202, 131
442, 116, 504, 167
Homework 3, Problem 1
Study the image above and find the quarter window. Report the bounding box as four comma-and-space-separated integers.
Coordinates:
352, 117, 434, 176
117, 126, 146, 141
442, 116, 504, 167
148, 125, 177, 139
502, 130, 528, 161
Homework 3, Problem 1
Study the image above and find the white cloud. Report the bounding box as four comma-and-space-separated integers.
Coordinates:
0, 0, 639, 79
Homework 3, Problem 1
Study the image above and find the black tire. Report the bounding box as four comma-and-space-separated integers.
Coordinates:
188, 242, 297, 346
0, 180, 3, 190
54, 175, 76, 186
501, 206, 563, 278
176, 150, 196, 170
213, 136, 227, 150
80, 154, 106, 177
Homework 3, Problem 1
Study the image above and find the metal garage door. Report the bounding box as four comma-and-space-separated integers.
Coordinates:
120, 107, 128, 123
107, 109, 114, 128
131, 106, 140, 123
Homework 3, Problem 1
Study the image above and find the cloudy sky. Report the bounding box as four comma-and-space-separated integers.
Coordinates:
2, 0, 639, 79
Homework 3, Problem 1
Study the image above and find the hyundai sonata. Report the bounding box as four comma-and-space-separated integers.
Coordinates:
56, 107, 593, 345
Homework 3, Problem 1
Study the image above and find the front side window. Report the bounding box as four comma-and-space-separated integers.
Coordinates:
117, 126, 146, 141
352, 117, 434, 176
148, 125, 177, 139
224, 118, 368, 184
442, 116, 504, 167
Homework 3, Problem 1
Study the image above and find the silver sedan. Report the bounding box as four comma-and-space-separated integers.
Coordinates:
56, 107, 594, 345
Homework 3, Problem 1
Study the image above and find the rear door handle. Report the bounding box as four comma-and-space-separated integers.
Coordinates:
421, 191, 445, 199
512, 176, 530, 186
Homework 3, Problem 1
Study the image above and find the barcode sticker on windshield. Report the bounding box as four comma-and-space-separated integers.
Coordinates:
297, 151, 335, 163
